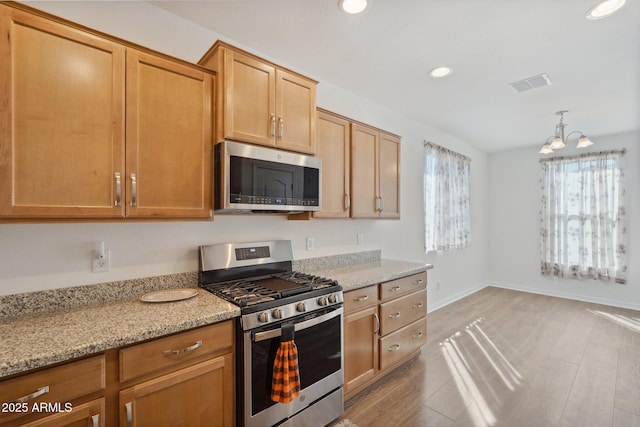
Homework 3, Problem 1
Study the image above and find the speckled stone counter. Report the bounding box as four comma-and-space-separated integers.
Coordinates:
296, 257, 433, 292
1, 251, 431, 379
0, 290, 239, 378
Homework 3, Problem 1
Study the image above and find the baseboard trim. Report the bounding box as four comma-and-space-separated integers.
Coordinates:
489, 281, 640, 311
427, 282, 489, 313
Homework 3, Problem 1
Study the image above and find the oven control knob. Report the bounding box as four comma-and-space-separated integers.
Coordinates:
257, 312, 269, 323
317, 296, 327, 306
296, 302, 306, 312
272, 308, 283, 319
328, 294, 337, 304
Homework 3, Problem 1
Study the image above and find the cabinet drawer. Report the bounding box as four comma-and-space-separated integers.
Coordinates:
0, 355, 105, 425
379, 289, 427, 336
379, 318, 427, 371
344, 285, 378, 313
119, 321, 233, 382
380, 272, 427, 301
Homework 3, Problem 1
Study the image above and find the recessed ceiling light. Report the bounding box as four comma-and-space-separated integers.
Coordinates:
586, 0, 626, 19
339, 0, 368, 14
429, 66, 452, 78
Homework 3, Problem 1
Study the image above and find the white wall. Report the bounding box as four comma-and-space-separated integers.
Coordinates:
489, 131, 640, 310
1, 1, 490, 308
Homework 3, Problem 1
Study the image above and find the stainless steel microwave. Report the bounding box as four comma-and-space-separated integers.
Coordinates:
214, 141, 322, 213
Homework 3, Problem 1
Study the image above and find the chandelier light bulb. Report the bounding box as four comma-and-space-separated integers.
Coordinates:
586, 0, 626, 19
577, 135, 594, 148
549, 137, 566, 150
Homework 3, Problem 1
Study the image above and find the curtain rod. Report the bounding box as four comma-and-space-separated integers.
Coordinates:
539, 148, 626, 163
423, 141, 472, 162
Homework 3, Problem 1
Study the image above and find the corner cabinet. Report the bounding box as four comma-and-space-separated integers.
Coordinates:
0, 4, 214, 221
343, 272, 427, 400
199, 41, 317, 154
351, 123, 400, 219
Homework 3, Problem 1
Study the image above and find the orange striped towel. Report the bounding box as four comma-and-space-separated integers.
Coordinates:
271, 324, 300, 403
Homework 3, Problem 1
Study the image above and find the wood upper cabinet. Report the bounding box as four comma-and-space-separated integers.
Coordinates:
314, 109, 351, 218
200, 41, 317, 154
0, 6, 126, 218
0, 5, 214, 220
125, 49, 213, 219
351, 123, 400, 218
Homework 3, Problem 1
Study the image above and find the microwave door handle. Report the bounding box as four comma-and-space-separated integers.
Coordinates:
253, 307, 343, 343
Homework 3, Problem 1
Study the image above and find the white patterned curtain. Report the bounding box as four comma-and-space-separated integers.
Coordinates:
540, 150, 628, 284
424, 142, 471, 252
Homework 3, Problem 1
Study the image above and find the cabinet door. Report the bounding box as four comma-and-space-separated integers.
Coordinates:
21, 398, 105, 427
223, 49, 276, 146
125, 50, 213, 218
120, 354, 234, 427
378, 132, 400, 218
0, 7, 125, 218
344, 306, 379, 395
275, 69, 316, 154
314, 110, 350, 218
350, 123, 379, 218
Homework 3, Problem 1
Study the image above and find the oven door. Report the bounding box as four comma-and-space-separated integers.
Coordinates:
243, 305, 343, 427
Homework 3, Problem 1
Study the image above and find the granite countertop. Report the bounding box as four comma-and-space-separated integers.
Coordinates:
0, 252, 432, 379
0, 290, 239, 378
299, 259, 432, 292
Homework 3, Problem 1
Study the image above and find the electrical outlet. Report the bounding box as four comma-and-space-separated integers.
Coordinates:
306, 237, 315, 251
92, 249, 111, 273
356, 233, 364, 246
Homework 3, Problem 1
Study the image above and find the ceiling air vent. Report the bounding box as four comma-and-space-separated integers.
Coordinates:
509, 73, 552, 93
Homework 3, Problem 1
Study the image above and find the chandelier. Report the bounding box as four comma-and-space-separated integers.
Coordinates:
539, 110, 594, 154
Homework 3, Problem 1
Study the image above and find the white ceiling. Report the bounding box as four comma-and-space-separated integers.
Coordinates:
151, 0, 640, 153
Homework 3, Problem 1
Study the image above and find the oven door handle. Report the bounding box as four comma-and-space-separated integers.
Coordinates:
253, 306, 343, 343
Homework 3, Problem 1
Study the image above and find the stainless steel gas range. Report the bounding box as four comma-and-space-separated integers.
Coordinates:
199, 240, 344, 427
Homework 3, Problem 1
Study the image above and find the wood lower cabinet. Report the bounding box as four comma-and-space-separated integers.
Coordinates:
0, 355, 105, 426
118, 321, 234, 427
200, 41, 317, 154
0, 321, 234, 427
119, 355, 233, 427
0, 3, 214, 221
343, 272, 427, 400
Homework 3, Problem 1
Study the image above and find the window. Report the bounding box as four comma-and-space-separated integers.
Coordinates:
423, 142, 471, 252
539, 150, 628, 284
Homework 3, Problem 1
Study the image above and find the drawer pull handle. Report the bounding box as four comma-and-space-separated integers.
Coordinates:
388, 344, 401, 352
414, 279, 424, 285
389, 312, 401, 319
354, 295, 369, 302
91, 414, 100, 427
11, 386, 49, 403
163, 340, 202, 357
412, 331, 424, 339
388, 286, 401, 292
125, 402, 133, 427
413, 302, 424, 309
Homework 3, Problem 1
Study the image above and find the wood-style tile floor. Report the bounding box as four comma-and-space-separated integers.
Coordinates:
340, 287, 640, 427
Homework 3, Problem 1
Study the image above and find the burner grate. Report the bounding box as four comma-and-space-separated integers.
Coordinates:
201, 271, 339, 307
